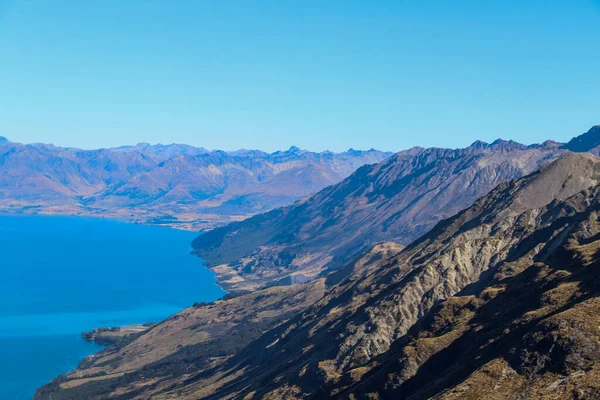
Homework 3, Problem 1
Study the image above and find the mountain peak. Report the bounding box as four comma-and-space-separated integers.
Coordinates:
469, 140, 488, 149
561, 125, 600, 152
489, 138, 527, 150
0, 136, 9, 145
346, 148, 363, 155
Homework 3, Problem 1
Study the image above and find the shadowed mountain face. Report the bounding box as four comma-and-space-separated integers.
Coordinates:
561, 125, 600, 154
37, 153, 600, 400
0, 139, 391, 230
193, 139, 567, 292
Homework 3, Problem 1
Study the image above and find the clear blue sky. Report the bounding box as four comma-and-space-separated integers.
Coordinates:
0, 1, 598, 152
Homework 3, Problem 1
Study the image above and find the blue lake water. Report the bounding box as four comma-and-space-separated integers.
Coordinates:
0, 215, 225, 399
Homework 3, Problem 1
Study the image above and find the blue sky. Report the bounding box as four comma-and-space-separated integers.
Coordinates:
0, 1, 599, 152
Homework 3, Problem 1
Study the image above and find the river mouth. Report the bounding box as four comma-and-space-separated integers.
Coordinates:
0, 215, 225, 399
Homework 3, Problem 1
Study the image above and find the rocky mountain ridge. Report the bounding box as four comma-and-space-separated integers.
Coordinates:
347, 182, 600, 398
193, 125, 600, 293
193, 137, 568, 292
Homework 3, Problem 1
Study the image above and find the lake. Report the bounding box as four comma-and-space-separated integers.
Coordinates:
0, 215, 225, 399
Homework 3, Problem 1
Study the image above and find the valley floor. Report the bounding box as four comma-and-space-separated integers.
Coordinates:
0, 205, 250, 231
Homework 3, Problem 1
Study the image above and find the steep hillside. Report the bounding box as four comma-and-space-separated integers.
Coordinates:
168, 153, 600, 400
38, 153, 600, 399
342, 163, 600, 399
193, 139, 565, 292
0, 139, 390, 230
35, 280, 332, 399
347, 187, 600, 399
35, 241, 401, 400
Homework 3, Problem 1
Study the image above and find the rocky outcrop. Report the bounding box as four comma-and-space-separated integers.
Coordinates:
347, 185, 600, 399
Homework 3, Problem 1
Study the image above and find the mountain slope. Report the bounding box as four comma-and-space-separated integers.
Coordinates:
347, 185, 600, 399
172, 153, 600, 400
180, 153, 600, 399
193, 140, 566, 292
34, 243, 398, 399
0, 140, 390, 230
37, 153, 600, 399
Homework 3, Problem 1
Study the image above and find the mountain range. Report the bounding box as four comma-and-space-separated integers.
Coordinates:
0, 138, 390, 230
36, 125, 600, 399
192, 126, 600, 293
193, 138, 567, 292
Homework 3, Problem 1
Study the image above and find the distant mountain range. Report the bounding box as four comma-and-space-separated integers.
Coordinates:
0, 138, 391, 230
37, 126, 600, 399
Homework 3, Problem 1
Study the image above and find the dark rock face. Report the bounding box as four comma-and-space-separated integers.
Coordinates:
0, 140, 390, 230
193, 139, 566, 292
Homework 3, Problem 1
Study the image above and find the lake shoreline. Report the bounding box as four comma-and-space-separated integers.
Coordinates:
0, 215, 226, 399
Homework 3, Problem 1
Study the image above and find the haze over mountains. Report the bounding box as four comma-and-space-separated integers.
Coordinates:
36, 126, 600, 399
0, 138, 390, 230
